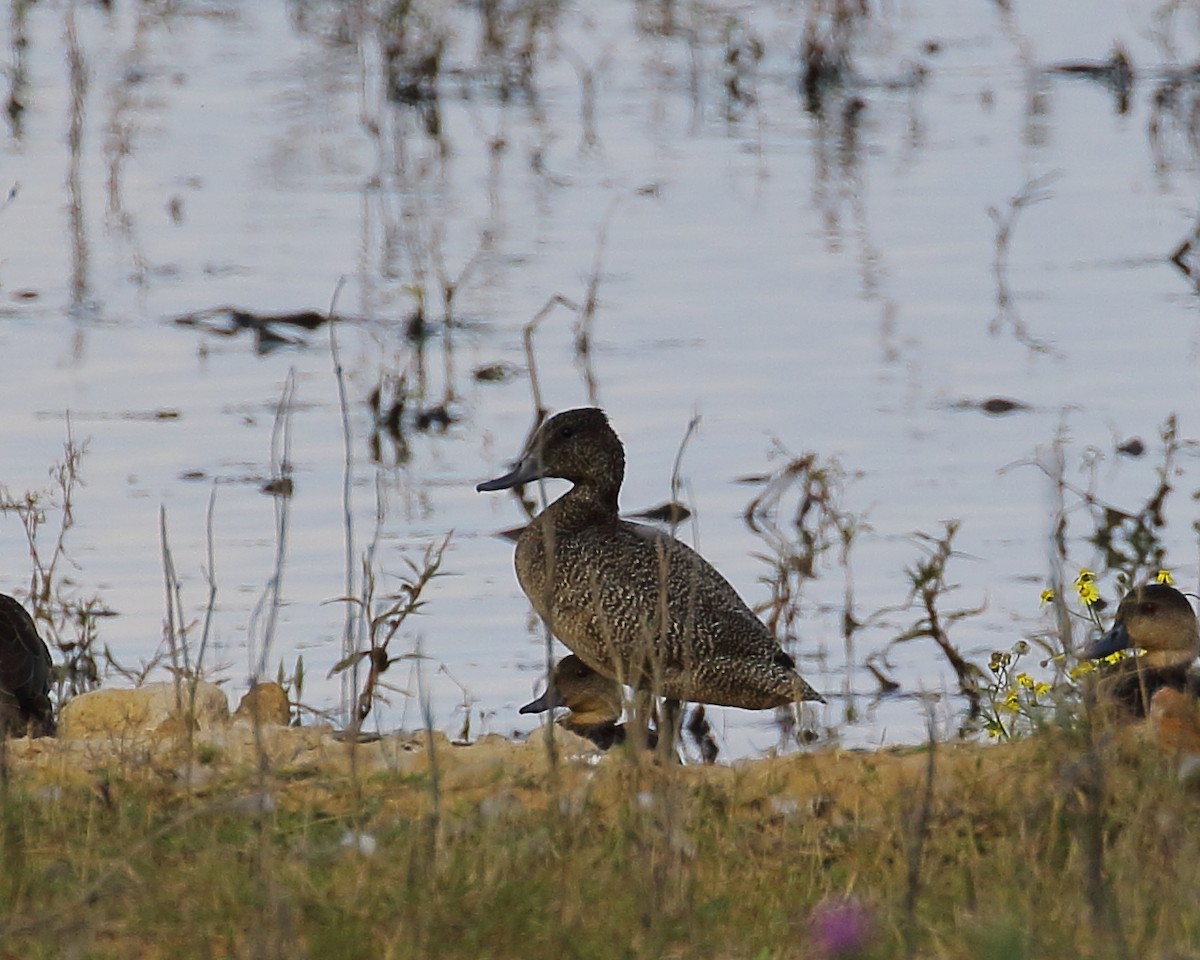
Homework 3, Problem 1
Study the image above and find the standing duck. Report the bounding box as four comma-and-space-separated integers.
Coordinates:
477, 407, 823, 741
0, 594, 55, 737
519, 655, 656, 751
1082, 582, 1199, 715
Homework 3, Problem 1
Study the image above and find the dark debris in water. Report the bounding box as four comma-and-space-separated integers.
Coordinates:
414, 404, 456, 432
472, 361, 520, 383
261, 477, 294, 499
629, 501, 692, 524
172, 307, 335, 354
1047, 44, 1134, 113
404, 309, 429, 342
1117, 437, 1146, 457
949, 397, 1031, 416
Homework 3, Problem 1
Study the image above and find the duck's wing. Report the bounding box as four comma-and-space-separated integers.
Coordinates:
606, 522, 791, 664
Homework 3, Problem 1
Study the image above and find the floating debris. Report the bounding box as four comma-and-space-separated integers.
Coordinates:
260, 477, 294, 498
171, 307, 333, 354
472, 361, 520, 383
404, 308, 428, 342
948, 396, 1031, 415
1116, 437, 1146, 457
414, 404, 455, 432
628, 501, 692, 524
1047, 44, 1134, 113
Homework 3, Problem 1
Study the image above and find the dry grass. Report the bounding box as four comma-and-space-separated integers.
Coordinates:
0, 717, 1195, 960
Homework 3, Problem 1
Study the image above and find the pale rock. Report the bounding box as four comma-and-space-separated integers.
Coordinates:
59, 681, 230, 740
233, 682, 291, 727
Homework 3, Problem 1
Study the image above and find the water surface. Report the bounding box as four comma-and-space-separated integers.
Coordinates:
3, 0, 1200, 757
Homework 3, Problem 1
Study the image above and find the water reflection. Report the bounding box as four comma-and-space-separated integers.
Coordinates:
65, 7, 89, 317
5, 0, 1200, 756
6, 1, 30, 140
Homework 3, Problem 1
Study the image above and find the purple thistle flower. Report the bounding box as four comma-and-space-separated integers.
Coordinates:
808, 897, 875, 958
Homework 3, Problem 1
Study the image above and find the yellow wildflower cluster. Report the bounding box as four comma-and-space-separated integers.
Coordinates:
1074, 569, 1100, 606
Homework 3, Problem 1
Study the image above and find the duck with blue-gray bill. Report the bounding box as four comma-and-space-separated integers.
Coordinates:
1082, 582, 1199, 715
477, 407, 824, 737
520, 655, 657, 751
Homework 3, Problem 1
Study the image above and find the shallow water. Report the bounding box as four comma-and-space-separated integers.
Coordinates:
3, 0, 1200, 758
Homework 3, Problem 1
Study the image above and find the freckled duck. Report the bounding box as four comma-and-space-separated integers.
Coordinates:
0, 594, 55, 737
1082, 582, 1199, 715
519, 654, 656, 751
477, 407, 824, 718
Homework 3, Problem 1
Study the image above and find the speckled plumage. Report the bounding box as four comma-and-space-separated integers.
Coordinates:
0, 594, 55, 737
1083, 582, 1200, 716
478, 408, 823, 711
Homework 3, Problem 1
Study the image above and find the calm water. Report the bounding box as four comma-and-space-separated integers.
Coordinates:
3, 0, 1199, 757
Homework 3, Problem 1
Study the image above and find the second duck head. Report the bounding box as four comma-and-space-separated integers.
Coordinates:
1082, 582, 1199, 714
520, 654, 656, 751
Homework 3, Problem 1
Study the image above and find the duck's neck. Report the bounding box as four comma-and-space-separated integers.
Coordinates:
543, 480, 621, 531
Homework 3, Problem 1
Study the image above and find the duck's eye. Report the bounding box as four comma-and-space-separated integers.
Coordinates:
1140, 602, 1157, 615
558, 425, 575, 439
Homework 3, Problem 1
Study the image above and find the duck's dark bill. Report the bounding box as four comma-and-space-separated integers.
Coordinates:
1083, 622, 1130, 660
476, 455, 540, 492
519, 685, 565, 714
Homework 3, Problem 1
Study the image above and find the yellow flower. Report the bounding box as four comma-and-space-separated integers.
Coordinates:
1156, 569, 1174, 586
1040, 589, 1055, 606
1034, 682, 1052, 697
1016, 673, 1035, 690
1102, 651, 1125, 665
1074, 569, 1096, 585
1077, 579, 1100, 606
1069, 661, 1095, 680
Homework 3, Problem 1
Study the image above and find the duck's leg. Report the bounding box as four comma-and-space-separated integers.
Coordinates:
656, 697, 683, 763
630, 687, 657, 751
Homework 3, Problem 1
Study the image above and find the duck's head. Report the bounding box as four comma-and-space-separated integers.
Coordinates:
1083, 582, 1199, 671
477, 408, 624, 499
519, 654, 624, 727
